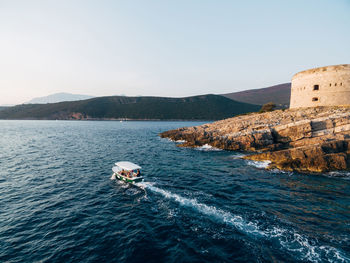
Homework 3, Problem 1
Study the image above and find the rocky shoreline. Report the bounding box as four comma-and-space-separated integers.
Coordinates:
160, 106, 350, 173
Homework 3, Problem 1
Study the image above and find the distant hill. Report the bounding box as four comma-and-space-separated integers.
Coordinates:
222, 83, 291, 108
0, 106, 9, 111
0, 95, 260, 120
26, 92, 95, 104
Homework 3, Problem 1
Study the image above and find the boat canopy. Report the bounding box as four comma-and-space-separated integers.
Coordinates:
115, 161, 141, 171
112, 166, 122, 173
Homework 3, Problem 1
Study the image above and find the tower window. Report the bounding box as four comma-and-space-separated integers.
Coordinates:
313, 85, 319, 90
312, 97, 319, 102
329, 83, 332, 87
340, 83, 342, 86
335, 83, 337, 86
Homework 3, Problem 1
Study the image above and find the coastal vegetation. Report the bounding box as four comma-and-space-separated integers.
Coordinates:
259, 102, 276, 113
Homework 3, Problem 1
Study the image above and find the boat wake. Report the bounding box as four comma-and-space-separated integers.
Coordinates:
136, 182, 349, 262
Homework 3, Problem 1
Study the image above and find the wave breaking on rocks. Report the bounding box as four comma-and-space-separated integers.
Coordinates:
160, 106, 350, 173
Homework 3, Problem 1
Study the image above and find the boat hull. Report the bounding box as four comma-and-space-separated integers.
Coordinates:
114, 173, 143, 184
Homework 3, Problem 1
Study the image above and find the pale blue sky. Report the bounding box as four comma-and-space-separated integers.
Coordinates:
0, 0, 349, 105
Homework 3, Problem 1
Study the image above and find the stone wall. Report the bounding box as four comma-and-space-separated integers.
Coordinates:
290, 64, 350, 108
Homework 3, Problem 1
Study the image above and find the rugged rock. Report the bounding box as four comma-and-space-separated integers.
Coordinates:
160, 106, 350, 173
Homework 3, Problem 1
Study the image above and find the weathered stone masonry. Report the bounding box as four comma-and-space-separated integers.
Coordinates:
290, 64, 350, 108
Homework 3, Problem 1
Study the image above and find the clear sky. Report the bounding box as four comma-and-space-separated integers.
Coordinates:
0, 0, 349, 105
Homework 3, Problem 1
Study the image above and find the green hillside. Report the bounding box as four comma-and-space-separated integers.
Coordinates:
222, 83, 291, 108
0, 95, 260, 120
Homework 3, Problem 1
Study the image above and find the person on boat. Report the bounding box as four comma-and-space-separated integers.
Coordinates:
135, 169, 141, 177
121, 169, 125, 176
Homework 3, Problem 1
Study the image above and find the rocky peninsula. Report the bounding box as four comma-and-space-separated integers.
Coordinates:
160, 106, 350, 173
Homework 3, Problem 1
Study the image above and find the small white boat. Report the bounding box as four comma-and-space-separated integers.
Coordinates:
111, 161, 143, 183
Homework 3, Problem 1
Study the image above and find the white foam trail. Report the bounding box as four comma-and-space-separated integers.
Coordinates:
167, 138, 187, 143
137, 182, 349, 262
137, 182, 266, 235
195, 144, 222, 151
246, 160, 271, 169
327, 171, 350, 180
231, 153, 247, 159
264, 227, 350, 262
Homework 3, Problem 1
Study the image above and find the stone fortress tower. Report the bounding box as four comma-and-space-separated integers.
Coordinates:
290, 64, 350, 108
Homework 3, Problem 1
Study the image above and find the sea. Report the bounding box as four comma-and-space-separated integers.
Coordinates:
0, 120, 349, 263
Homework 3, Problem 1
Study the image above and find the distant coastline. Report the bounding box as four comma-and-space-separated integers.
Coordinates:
0, 118, 214, 122
0, 94, 260, 121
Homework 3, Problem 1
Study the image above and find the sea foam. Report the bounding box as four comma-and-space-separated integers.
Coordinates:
167, 138, 186, 143
246, 160, 271, 169
137, 182, 349, 262
327, 171, 350, 180
231, 153, 247, 159
195, 144, 222, 151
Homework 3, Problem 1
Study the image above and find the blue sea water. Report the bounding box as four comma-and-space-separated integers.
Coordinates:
0, 120, 349, 263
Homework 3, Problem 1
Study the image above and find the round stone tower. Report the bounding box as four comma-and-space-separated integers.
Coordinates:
290, 64, 350, 108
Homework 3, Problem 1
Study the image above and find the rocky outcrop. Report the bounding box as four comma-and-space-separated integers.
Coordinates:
160, 106, 350, 173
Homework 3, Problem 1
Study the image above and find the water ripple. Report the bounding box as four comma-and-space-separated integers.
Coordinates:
0, 120, 349, 263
